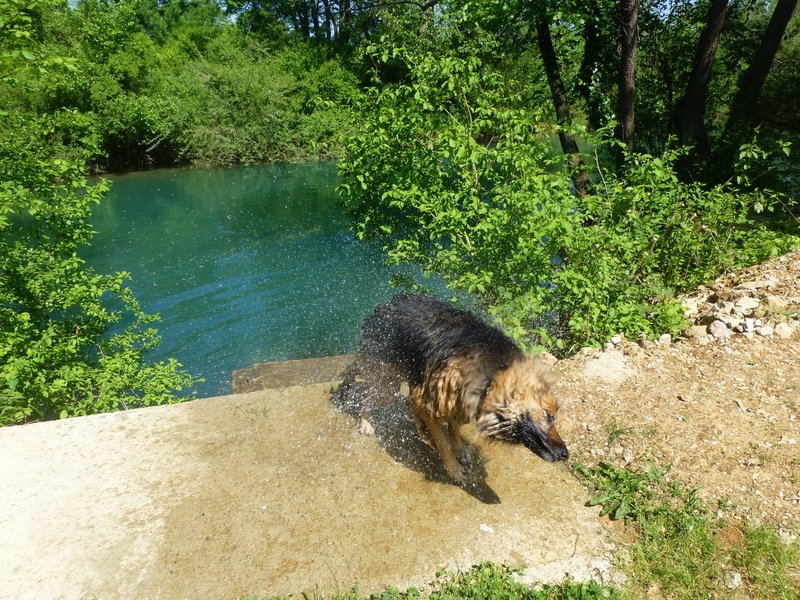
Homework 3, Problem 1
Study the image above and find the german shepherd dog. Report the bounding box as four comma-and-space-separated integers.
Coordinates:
335, 294, 569, 483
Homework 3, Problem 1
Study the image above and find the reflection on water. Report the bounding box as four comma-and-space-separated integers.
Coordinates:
82, 162, 431, 398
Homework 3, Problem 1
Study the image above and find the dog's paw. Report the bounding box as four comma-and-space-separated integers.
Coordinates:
442, 459, 465, 484
358, 417, 375, 436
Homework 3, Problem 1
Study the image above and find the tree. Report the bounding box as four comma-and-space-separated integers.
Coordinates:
1, 0, 196, 425
339, 3, 798, 355
722, 0, 798, 146
617, 0, 638, 152
675, 0, 728, 153
533, 5, 591, 196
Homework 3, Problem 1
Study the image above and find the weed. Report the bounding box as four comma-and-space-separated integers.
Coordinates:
604, 422, 634, 447
425, 563, 618, 600
253, 564, 619, 600
575, 461, 800, 599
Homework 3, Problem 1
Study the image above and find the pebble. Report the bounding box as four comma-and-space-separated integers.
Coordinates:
774, 322, 795, 339
679, 266, 798, 343
709, 319, 733, 341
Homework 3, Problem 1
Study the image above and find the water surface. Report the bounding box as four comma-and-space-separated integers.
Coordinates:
83, 162, 419, 397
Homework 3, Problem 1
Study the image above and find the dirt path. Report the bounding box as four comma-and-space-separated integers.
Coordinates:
557, 250, 800, 534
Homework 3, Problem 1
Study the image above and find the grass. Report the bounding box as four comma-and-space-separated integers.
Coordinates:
251, 565, 619, 600
248, 461, 798, 600
574, 461, 800, 599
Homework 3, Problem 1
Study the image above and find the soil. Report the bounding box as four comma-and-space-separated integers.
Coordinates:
556, 249, 800, 536
0, 250, 798, 600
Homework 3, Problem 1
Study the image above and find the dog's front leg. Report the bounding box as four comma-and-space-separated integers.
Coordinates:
447, 422, 470, 468
411, 388, 463, 482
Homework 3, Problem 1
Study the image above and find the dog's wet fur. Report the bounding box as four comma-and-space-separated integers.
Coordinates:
334, 294, 568, 483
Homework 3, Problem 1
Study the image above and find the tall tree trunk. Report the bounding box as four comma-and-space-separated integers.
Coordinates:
617, 0, 638, 152
724, 0, 798, 139
676, 0, 728, 152
320, 0, 336, 40
576, 15, 604, 132
535, 12, 591, 197
715, 0, 798, 177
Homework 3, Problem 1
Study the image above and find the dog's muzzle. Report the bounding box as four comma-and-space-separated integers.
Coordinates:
512, 417, 569, 462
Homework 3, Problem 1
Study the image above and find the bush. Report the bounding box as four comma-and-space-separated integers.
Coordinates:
0, 111, 197, 425
338, 48, 799, 354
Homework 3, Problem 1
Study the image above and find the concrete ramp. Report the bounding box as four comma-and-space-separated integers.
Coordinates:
0, 359, 612, 600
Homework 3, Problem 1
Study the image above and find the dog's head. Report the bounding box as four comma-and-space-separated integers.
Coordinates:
477, 356, 569, 462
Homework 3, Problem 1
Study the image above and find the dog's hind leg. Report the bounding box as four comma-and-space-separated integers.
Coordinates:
331, 357, 376, 435
410, 386, 464, 483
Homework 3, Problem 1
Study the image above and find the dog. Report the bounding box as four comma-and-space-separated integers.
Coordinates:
335, 294, 568, 483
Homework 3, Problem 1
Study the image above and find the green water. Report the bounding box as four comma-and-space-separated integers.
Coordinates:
82, 162, 420, 398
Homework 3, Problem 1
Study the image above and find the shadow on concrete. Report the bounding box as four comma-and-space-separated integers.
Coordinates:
331, 380, 501, 505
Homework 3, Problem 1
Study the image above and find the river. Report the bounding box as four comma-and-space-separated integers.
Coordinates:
82, 162, 430, 398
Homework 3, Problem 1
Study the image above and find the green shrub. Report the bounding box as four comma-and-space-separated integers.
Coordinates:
338, 47, 799, 354
0, 111, 197, 425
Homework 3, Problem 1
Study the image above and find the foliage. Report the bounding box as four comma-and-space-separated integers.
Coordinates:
422, 563, 618, 600
575, 461, 800, 599
0, 109, 197, 426
338, 42, 799, 354
1, 1, 197, 426
161, 32, 359, 166
5, 0, 360, 170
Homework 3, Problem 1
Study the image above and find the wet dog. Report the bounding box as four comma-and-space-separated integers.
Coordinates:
335, 294, 568, 483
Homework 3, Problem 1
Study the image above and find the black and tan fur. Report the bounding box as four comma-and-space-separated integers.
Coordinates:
336, 294, 568, 483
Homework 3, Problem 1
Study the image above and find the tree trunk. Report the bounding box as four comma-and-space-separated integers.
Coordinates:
535, 12, 591, 197
724, 0, 798, 138
576, 15, 604, 132
714, 0, 798, 177
617, 0, 638, 152
676, 0, 728, 152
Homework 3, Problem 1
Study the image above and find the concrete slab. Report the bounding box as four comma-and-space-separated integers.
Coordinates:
232, 355, 355, 393
0, 361, 613, 600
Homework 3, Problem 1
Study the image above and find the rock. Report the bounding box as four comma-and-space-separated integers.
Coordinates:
725, 316, 743, 330
762, 295, 789, 312
658, 333, 672, 345
684, 325, 709, 338
708, 319, 733, 341
537, 351, 558, 366
737, 279, 773, 290
774, 322, 795, 339
756, 325, 774, 337
734, 297, 761, 312
682, 298, 700, 319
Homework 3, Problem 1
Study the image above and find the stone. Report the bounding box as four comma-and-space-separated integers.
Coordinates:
682, 298, 700, 319
738, 318, 757, 333
774, 322, 795, 339
763, 295, 789, 311
734, 297, 761, 312
684, 325, 709, 338
708, 319, 733, 341
737, 280, 773, 290
756, 325, 774, 337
